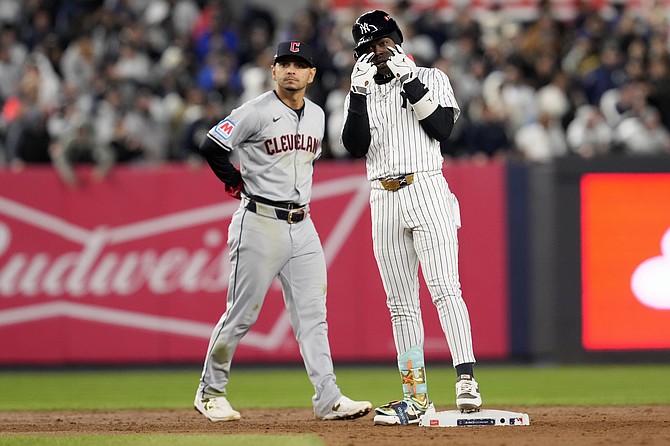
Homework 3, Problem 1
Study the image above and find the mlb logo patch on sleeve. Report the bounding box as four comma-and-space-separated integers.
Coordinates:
215, 119, 235, 140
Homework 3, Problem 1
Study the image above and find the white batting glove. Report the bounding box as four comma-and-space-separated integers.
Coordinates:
386, 45, 416, 84
350, 53, 377, 95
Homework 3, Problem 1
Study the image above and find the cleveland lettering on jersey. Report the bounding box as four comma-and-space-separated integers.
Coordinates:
264, 134, 320, 155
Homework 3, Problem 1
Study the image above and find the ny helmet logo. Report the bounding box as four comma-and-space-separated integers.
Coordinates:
359, 23, 378, 34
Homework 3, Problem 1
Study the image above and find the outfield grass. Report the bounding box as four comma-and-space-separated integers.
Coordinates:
1, 363, 669, 411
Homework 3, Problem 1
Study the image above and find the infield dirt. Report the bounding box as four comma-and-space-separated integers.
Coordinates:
2, 405, 669, 445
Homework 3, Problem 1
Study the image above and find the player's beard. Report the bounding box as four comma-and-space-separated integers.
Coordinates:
373, 62, 393, 84
372, 53, 393, 79
376, 63, 392, 77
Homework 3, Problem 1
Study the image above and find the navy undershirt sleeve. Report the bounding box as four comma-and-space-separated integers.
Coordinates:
341, 93, 371, 158
199, 136, 242, 187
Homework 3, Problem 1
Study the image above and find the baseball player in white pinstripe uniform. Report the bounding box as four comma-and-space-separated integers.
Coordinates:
341, 11, 483, 426
194, 40, 371, 422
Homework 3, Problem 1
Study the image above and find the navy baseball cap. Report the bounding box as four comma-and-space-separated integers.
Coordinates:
273, 41, 314, 67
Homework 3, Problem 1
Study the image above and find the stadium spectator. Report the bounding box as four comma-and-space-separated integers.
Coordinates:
121, 88, 170, 162
92, 87, 125, 157
514, 111, 568, 163
50, 120, 115, 187
647, 56, 670, 131
2, 0, 670, 168
114, 39, 152, 85
0, 24, 27, 103
484, 58, 539, 139
8, 109, 52, 170
580, 40, 626, 106
599, 80, 645, 128
566, 105, 613, 159
463, 98, 511, 160
614, 106, 670, 156
179, 92, 225, 164
59, 32, 99, 95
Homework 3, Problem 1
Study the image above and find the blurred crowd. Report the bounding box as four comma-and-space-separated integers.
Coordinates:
1, 0, 670, 186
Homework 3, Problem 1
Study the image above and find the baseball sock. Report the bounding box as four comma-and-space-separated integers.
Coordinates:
399, 345, 429, 408
455, 362, 474, 378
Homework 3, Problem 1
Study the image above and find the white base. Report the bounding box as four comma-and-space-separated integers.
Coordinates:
419, 409, 530, 427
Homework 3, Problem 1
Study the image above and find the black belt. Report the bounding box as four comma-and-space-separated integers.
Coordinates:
247, 195, 303, 210
245, 199, 307, 224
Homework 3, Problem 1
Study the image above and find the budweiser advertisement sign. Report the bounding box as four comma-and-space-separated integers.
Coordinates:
0, 162, 509, 365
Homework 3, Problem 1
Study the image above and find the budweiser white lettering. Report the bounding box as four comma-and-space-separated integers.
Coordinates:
0, 223, 230, 298
4, 165, 499, 366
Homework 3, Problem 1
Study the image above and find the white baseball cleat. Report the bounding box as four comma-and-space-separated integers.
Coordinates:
373, 398, 435, 425
455, 375, 482, 412
317, 395, 372, 420
194, 395, 241, 422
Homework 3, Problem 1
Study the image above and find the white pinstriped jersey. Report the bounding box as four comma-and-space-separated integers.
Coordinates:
341, 64, 476, 369
342, 67, 460, 180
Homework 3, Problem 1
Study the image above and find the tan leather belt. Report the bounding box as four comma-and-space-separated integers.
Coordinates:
379, 174, 414, 192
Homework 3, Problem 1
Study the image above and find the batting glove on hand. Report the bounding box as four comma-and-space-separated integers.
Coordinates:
225, 181, 244, 200
350, 53, 377, 95
386, 45, 416, 84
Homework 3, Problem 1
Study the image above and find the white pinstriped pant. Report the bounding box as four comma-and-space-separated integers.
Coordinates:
370, 171, 476, 367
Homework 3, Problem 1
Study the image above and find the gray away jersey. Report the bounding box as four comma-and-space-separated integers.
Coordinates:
208, 91, 324, 204
342, 67, 460, 180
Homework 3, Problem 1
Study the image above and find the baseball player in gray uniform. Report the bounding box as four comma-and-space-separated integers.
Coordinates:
194, 40, 372, 422
341, 11, 483, 425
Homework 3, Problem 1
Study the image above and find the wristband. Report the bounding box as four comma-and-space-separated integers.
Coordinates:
411, 93, 439, 120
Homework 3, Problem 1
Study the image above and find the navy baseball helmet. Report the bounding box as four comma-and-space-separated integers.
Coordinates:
352, 10, 404, 60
